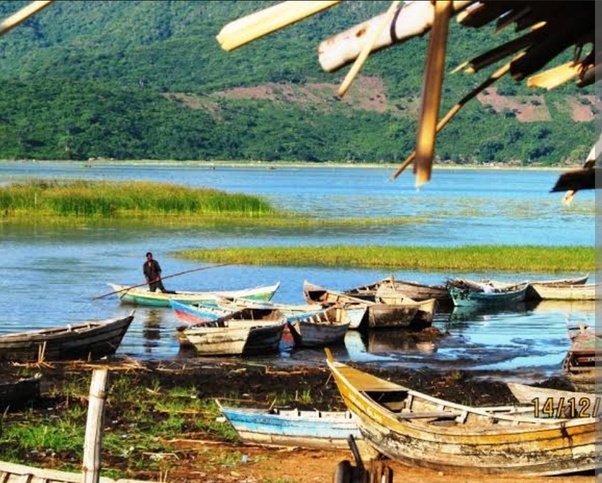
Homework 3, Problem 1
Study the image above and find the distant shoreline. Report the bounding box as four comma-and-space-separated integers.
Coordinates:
0, 158, 575, 172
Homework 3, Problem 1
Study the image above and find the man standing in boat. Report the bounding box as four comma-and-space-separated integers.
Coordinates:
143, 252, 172, 293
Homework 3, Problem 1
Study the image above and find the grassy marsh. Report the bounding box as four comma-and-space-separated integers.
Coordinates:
177, 245, 594, 273
0, 179, 275, 219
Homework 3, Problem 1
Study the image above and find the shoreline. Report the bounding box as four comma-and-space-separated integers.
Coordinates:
0, 158, 576, 172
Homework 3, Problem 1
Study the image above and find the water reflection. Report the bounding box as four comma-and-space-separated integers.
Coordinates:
344, 330, 437, 357
143, 309, 163, 353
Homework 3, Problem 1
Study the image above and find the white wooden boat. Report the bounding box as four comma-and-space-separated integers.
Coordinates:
507, 382, 600, 416
303, 280, 419, 330
217, 401, 361, 450
528, 282, 598, 301
287, 305, 353, 348
325, 349, 598, 476
180, 307, 287, 356
215, 296, 324, 320
107, 281, 280, 307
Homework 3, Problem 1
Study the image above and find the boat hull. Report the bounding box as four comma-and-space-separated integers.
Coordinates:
287, 306, 350, 348
529, 283, 598, 301
326, 353, 597, 476
0, 314, 134, 363
219, 406, 361, 450
183, 320, 285, 356
109, 282, 280, 307
449, 283, 528, 307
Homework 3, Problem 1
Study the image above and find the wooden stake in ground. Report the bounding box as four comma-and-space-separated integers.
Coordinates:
82, 369, 109, 483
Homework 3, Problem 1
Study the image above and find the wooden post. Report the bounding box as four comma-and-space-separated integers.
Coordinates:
82, 369, 109, 483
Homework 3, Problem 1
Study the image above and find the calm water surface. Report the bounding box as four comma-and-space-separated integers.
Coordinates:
0, 161, 595, 381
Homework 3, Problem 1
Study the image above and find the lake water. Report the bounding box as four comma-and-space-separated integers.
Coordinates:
0, 161, 595, 381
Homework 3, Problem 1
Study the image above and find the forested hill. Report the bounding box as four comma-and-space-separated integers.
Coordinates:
0, 1, 597, 165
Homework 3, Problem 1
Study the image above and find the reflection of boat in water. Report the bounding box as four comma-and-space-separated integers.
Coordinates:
529, 299, 595, 316
357, 329, 437, 354
448, 303, 529, 322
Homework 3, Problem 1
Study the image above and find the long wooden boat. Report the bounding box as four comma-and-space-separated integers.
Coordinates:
107, 281, 281, 307
0, 374, 41, 409
217, 401, 362, 450
528, 282, 598, 301
215, 296, 324, 320
325, 349, 597, 476
507, 382, 600, 415
472, 275, 589, 301
0, 313, 135, 363
303, 280, 419, 330
448, 280, 529, 307
286, 305, 352, 348
344, 275, 451, 304
0, 460, 156, 483
180, 307, 286, 356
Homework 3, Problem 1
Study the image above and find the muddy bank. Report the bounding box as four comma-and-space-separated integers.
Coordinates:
0, 357, 584, 483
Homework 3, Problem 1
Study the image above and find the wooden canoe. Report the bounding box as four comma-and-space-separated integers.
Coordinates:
507, 382, 600, 416
528, 282, 598, 301
180, 307, 287, 356
344, 275, 451, 304
217, 401, 362, 450
0, 460, 156, 483
286, 305, 352, 348
325, 349, 597, 476
303, 280, 419, 330
107, 281, 281, 307
215, 296, 324, 320
0, 313, 135, 363
448, 280, 529, 307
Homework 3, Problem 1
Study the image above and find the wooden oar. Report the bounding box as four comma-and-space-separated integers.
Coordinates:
92, 262, 235, 300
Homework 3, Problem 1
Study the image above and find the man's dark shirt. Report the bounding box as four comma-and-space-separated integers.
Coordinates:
143, 259, 162, 281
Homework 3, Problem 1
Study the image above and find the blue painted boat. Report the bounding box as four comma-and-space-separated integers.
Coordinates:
217, 401, 361, 450
448, 280, 529, 307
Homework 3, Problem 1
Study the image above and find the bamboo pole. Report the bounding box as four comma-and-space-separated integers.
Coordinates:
337, 0, 400, 97
216, 1, 340, 51
389, 60, 514, 181
82, 369, 109, 483
0, 1, 53, 37
414, 0, 453, 188
318, 1, 471, 73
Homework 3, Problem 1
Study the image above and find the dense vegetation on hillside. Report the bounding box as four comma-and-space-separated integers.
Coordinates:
0, 1, 596, 164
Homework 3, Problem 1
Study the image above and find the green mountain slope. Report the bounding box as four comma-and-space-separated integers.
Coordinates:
0, 1, 596, 164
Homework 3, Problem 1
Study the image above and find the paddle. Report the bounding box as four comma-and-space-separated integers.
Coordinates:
92, 262, 235, 300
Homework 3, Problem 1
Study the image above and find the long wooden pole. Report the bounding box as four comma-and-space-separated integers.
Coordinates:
216, 1, 340, 52
0, 1, 53, 37
92, 262, 235, 300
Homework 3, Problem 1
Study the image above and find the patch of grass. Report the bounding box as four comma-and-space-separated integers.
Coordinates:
0, 179, 275, 218
176, 245, 594, 273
